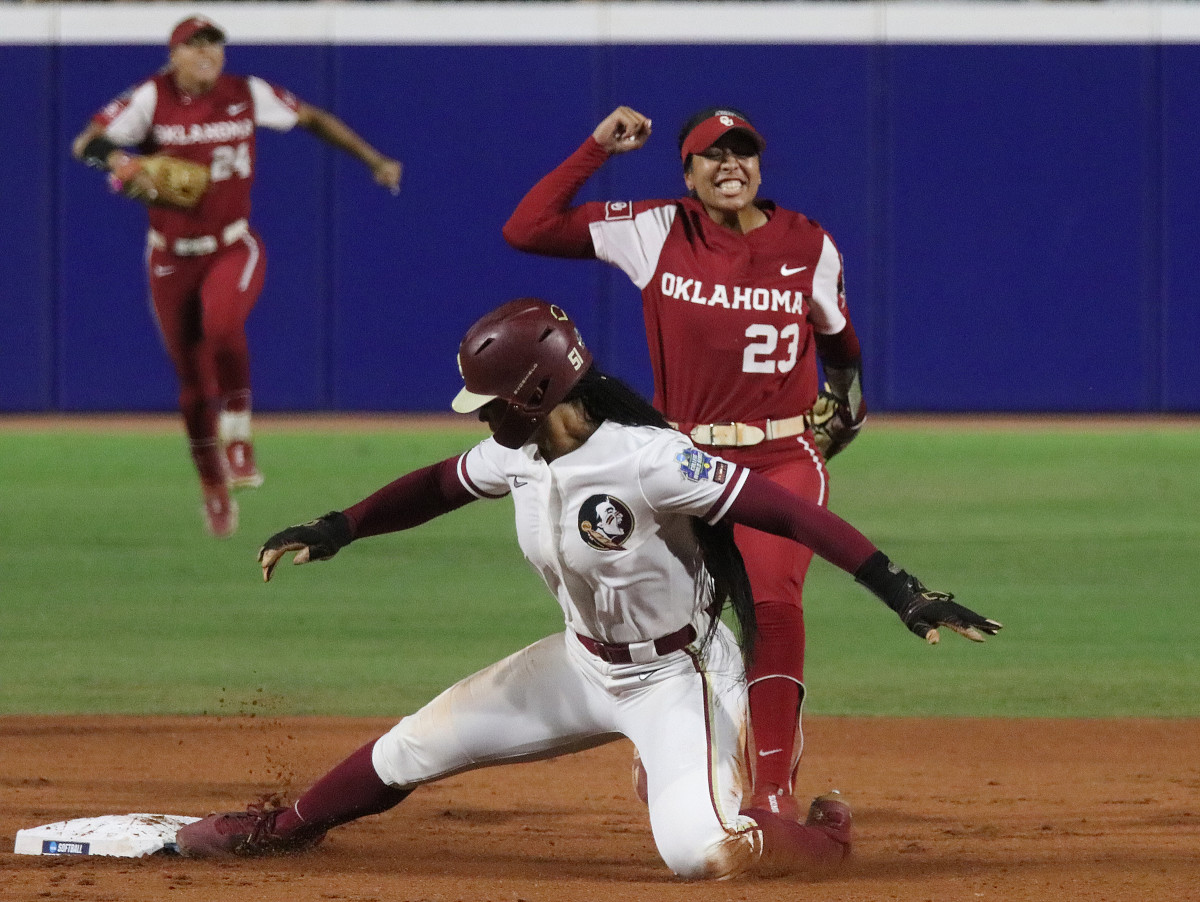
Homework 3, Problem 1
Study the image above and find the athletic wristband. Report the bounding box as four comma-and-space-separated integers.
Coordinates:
853, 550, 909, 613
80, 135, 121, 170
321, 510, 355, 548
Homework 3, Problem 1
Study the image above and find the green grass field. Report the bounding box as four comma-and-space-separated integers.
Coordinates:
2, 418, 1197, 718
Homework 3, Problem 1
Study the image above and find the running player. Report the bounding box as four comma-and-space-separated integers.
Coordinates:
71, 16, 402, 537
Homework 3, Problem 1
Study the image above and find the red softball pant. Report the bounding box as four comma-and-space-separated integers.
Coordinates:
146, 229, 266, 442
724, 434, 829, 685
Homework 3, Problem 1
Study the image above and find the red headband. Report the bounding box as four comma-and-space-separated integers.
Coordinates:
680, 112, 765, 163
169, 17, 225, 48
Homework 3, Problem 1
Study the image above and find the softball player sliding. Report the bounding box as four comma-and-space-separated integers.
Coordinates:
176, 299, 1000, 879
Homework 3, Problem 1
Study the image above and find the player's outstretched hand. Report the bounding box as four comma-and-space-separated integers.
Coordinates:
371, 157, 403, 195
895, 589, 1003, 645
593, 106, 652, 155
854, 550, 1003, 644
258, 511, 353, 582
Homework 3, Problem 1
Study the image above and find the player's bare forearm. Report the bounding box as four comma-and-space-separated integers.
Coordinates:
297, 103, 402, 193
812, 323, 866, 458
71, 124, 101, 161
71, 124, 122, 168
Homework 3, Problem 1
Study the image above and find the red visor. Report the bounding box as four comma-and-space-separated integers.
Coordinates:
680, 112, 765, 164
169, 16, 226, 48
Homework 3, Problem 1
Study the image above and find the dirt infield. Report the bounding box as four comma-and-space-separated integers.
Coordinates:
2, 716, 1197, 902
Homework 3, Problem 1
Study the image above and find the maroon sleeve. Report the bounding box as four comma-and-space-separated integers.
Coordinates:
342, 457, 476, 539
814, 317, 862, 369
722, 470, 877, 574
502, 137, 611, 257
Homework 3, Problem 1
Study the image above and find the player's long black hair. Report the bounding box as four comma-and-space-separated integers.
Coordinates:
564, 367, 757, 665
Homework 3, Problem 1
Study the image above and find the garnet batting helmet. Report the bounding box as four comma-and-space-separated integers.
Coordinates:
452, 298, 594, 448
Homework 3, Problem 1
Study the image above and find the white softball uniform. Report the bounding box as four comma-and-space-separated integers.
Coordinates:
371, 423, 765, 878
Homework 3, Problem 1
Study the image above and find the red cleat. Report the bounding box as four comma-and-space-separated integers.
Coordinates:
805, 790, 853, 848
748, 782, 801, 821
202, 484, 238, 538
224, 439, 264, 490
176, 806, 324, 858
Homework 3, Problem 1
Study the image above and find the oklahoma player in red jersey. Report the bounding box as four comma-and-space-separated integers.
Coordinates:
504, 105, 866, 819
71, 16, 402, 537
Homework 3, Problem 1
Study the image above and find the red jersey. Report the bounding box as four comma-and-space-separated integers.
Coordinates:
504, 139, 853, 433
92, 71, 301, 243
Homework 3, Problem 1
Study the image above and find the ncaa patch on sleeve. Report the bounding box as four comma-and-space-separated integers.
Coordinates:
676, 447, 714, 482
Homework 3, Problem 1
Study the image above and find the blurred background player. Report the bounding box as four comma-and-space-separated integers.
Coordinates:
71, 15, 403, 537
504, 106, 866, 816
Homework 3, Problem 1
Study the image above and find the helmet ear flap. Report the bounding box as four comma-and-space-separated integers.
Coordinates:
489, 403, 542, 449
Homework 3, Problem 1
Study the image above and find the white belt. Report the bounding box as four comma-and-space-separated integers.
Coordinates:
148, 218, 248, 256
671, 413, 810, 448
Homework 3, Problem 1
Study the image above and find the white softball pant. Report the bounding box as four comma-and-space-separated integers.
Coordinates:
371, 623, 762, 879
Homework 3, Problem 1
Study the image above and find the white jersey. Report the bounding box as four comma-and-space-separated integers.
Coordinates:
456, 421, 749, 646
368, 420, 832, 878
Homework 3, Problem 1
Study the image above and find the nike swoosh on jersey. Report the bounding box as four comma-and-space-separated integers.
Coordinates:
153, 265, 176, 277
512, 478, 528, 488
757, 748, 784, 757
780, 264, 808, 276
227, 102, 249, 116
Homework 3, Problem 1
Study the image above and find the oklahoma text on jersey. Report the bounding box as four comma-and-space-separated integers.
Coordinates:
153, 118, 254, 146
661, 271, 807, 314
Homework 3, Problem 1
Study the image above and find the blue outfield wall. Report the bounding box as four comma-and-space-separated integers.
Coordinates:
2, 3, 1198, 413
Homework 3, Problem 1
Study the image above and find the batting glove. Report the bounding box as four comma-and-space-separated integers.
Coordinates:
854, 550, 1003, 644
259, 511, 353, 583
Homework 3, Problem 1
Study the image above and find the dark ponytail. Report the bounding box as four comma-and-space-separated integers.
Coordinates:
563, 367, 669, 429
693, 519, 757, 667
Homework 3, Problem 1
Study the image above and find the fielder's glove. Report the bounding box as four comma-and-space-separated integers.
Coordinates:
110, 154, 210, 209
259, 511, 353, 583
809, 389, 862, 459
809, 364, 865, 460
854, 550, 1002, 644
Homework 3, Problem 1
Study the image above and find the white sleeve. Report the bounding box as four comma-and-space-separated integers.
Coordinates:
456, 439, 513, 500
809, 233, 848, 335
588, 203, 678, 289
636, 433, 749, 525
248, 76, 301, 132
101, 82, 158, 146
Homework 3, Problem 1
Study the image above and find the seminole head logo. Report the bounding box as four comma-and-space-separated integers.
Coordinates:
578, 494, 635, 551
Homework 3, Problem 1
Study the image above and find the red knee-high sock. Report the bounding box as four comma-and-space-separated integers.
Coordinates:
749, 678, 803, 790
747, 602, 806, 792
189, 439, 226, 488
744, 808, 849, 876
274, 738, 410, 836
